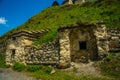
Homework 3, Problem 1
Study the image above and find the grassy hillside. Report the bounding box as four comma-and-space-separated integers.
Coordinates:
1, 0, 120, 45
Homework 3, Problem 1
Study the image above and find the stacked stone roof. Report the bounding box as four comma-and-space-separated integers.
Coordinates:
7, 29, 49, 40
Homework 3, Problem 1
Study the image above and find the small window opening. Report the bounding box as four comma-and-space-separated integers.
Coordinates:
31, 54, 34, 59
11, 49, 16, 56
79, 41, 87, 50
12, 37, 16, 40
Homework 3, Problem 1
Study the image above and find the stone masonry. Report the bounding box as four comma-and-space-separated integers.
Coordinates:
58, 22, 120, 68
62, 0, 85, 5
24, 41, 59, 65
94, 22, 109, 59
6, 30, 49, 65
4, 22, 120, 68
58, 29, 71, 68
107, 28, 120, 52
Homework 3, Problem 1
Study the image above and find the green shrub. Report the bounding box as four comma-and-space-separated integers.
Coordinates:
27, 65, 40, 72
13, 62, 25, 71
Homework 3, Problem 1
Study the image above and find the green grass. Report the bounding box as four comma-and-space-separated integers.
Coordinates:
0, 54, 6, 68
27, 65, 52, 73
14, 64, 115, 80
96, 53, 120, 80
27, 65, 40, 72
1, 0, 120, 45
28, 69, 115, 80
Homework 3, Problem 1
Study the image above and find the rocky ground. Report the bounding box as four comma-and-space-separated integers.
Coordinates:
72, 62, 101, 75
0, 68, 36, 80
64, 62, 102, 77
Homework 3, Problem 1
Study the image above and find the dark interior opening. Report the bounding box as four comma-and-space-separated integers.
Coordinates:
79, 41, 87, 50
12, 37, 16, 40
11, 49, 16, 56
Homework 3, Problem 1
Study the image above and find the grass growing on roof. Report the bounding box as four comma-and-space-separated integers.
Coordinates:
1, 0, 120, 45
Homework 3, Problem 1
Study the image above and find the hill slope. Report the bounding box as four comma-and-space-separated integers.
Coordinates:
1, 0, 120, 45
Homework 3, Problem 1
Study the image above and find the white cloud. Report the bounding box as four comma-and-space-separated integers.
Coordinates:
0, 17, 7, 24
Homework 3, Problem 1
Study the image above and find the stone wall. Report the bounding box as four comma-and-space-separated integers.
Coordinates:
58, 23, 101, 68
107, 28, 120, 52
24, 41, 59, 65
6, 36, 30, 65
6, 35, 59, 65
58, 29, 71, 68
5, 23, 120, 68
94, 23, 109, 59
6, 30, 50, 65
58, 22, 120, 68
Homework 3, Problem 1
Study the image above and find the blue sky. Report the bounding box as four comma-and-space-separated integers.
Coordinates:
0, 0, 63, 36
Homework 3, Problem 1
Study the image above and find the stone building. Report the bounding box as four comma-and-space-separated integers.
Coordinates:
62, 0, 85, 5
62, 0, 73, 5
58, 22, 106, 68
6, 30, 49, 65
73, 0, 86, 4
5, 22, 120, 68
58, 22, 120, 68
